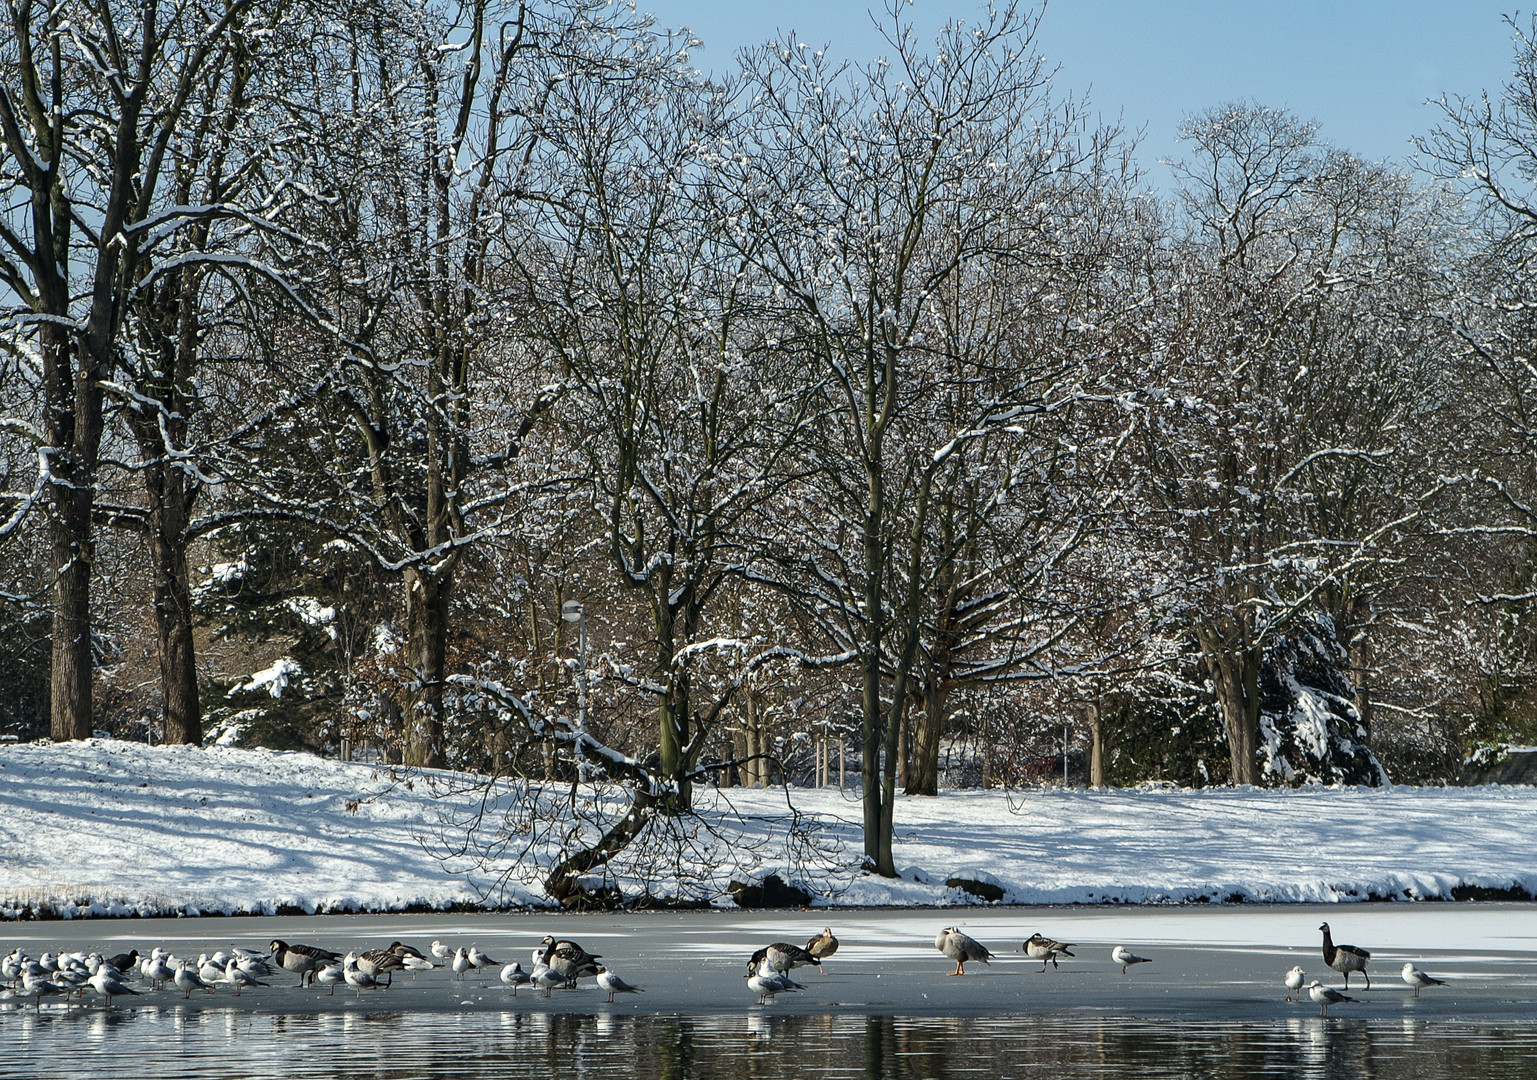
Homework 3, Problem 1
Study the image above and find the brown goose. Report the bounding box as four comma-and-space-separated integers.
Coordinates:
806, 927, 839, 974
1023, 933, 1075, 972
1319, 922, 1370, 989
935, 927, 993, 976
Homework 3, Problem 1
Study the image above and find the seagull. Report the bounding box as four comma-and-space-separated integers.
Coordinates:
1111, 946, 1151, 974
85, 967, 139, 1007
224, 958, 267, 996
314, 962, 346, 996
1401, 962, 1447, 998
467, 945, 499, 976
1319, 922, 1370, 989
748, 942, 819, 979
1285, 965, 1307, 1001
1308, 980, 1357, 1017
500, 962, 532, 996
595, 967, 643, 1003
534, 964, 571, 998
1024, 933, 1076, 972
174, 962, 216, 998
451, 947, 471, 981
343, 954, 380, 999
143, 950, 175, 990
198, 955, 227, 985
22, 971, 68, 1012
806, 927, 839, 974
935, 927, 993, 976
746, 957, 800, 1004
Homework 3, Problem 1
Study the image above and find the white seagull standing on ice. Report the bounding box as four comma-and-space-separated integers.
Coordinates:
595, 967, 643, 1003
1284, 965, 1306, 1002
1401, 962, 1447, 998
1308, 980, 1357, 1017
451, 948, 471, 981
1111, 946, 1151, 974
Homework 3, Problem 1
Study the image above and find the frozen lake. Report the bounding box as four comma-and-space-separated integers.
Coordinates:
5, 905, 1537, 1077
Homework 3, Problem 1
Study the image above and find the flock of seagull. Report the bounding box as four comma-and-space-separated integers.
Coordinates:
935, 920, 1450, 1017
1, 919, 1448, 1017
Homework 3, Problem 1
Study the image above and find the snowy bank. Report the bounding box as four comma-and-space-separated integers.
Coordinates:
1, 740, 1535, 918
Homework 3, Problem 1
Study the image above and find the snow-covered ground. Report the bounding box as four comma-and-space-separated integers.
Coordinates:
2, 740, 1535, 918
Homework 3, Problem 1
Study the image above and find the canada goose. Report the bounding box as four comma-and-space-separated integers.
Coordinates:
748, 942, 818, 978
1024, 933, 1075, 972
1401, 962, 1447, 998
539, 935, 602, 982
355, 947, 406, 987
269, 939, 341, 987
806, 927, 839, 974
935, 927, 993, 976
1319, 922, 1370, 989
1308, 979, 1357, 1017
1111, 945, 1151, 974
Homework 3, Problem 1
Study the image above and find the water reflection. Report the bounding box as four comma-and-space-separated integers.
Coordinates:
6, 1009, 1537, 1078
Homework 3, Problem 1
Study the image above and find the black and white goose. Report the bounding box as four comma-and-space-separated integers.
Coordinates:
935, 927, 993, 976
748, 942, 819, 979
1319, 922, 1370, 989
539, 935, 602, 982
270, 939, 341, 987
354, 947, 406, 987
1024, 933, 1075, 972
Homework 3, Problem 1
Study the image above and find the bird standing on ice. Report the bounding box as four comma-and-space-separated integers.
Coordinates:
935, 928, 992, 976
1111, 946, 1151, 974
806, 927, 839, 974
596, 967, 643, 1003
1401, 962, 1446, 998
1284, 965, 1306, 1001
1308, 980, 1357, 1017
1023, 933, 1075, 972
1319, 922, 1371, 989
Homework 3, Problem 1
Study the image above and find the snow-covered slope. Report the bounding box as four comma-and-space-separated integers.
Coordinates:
2, 740, 1534, 918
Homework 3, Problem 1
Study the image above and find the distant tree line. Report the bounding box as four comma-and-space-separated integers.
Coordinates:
6, 0, 1537, 884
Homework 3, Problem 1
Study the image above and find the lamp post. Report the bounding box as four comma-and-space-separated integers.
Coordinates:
561, 600, 588, 729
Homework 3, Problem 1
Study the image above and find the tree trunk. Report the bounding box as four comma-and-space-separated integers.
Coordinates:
1088, 701, 1105, 788
1202, 640, 1260, 785
906, 676, 948, 795
49, 495, 94, 742
150, 464, 201, 745
404, 569, 450, 767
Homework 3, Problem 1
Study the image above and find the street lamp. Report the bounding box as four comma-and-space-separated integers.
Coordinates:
561, 600, 588, 729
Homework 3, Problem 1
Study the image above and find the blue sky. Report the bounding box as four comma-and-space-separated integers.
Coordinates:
636, 1, 1517, 182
